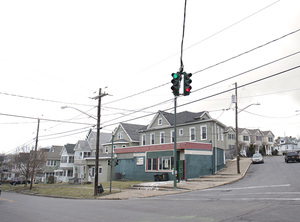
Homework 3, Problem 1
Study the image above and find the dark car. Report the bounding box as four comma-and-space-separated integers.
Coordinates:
285, 152, 299, 163
9, 178, 31, 185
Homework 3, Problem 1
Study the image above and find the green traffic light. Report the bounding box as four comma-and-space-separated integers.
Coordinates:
172, 73, 178, 79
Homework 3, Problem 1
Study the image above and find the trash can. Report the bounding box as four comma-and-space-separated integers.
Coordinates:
97, 184, 104, 194
154, 174, 160, 181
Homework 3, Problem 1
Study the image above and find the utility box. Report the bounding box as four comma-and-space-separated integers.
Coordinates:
98, 184, 104, 194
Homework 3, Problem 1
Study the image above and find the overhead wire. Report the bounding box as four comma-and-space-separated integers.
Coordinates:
101, 65, 300, 128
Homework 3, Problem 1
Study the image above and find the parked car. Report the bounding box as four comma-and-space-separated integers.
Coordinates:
285, 152, 299, 163
252, 153, 264, 164
9, 178, 31, 185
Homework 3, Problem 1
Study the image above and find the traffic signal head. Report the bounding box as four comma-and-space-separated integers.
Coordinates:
171, 72, 181, 96
183, 72, 192, 96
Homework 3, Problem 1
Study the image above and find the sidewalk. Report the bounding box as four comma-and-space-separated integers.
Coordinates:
99, 158, 252, 200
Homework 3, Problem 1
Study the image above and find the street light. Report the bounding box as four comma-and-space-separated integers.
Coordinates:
61, 106, 97, 120
233, 82, 260, 174
238, 103, 260, 114
61, 90, 107, 197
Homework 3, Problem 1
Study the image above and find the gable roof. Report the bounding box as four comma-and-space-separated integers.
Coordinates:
119, 122, 147, 142
160, 110, 208, 126
248, 129, 263, 135
74, 140, 91, 151
46, 145, 63, 160
64, 143, 76, 154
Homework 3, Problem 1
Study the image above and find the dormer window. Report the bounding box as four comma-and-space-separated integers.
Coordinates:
158, 118, 162, 125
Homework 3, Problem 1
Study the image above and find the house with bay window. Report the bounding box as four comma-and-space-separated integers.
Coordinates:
55, 143, 75, 183
113, 110, 227, 181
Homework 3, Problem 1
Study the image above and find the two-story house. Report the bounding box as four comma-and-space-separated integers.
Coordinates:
224, 126, 236, 160
55, 144, 75, 183
261, 130, 275, 155
113, 110, 226, 181
237, 128, 252, 156
42, 145, 63, 183
248, 129, 264, 154
275, 136, 298, 154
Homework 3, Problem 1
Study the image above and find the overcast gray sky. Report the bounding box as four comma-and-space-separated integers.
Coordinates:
1, 0, 299, 154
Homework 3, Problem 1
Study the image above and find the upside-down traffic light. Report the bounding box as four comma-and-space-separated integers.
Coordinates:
171, 72, 181, 96
183, 72, 192, 96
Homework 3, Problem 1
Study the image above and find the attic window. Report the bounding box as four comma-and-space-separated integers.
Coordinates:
158, 118, 162, 125
118, 132, 123, 139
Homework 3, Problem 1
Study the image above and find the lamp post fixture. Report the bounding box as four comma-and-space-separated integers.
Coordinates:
61, 106, 97, 120
61, 88, 107, 196
233, 82, 260, 174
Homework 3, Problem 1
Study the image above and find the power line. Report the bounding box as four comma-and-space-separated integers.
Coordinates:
192, 50, 300, 94
0, 113, 94, 126
103, 28, 300, 105
0, 91, 95, 107
101, 65, 300, 128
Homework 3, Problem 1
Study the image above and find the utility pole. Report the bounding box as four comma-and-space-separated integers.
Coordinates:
30, 118, 40, 190
234, 82, 240, 174
109, 133, 114, 193
92, 88, 108, 196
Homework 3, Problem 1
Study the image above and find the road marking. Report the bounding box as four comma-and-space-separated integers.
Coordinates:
204, 184, 291, 191
0, 198, 17, 202
223, 197, 300, 201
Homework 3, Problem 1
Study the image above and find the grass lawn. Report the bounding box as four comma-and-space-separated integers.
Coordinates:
1, 180, 142, 198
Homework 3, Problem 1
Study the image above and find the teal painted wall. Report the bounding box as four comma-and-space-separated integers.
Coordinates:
185, 154, 213, 178
216, 148, 225, 171
115, 150, 225, 181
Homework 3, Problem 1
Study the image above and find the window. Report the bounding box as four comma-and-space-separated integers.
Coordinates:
150, 133, 155, 145
158, 156, 174, 170
190, 127, 195, 141
243, 135, 249, 141
69, 156, 74, 163
229, 145, 235, 150
147, 158, 157, 171
179, 129, 183, 136
256, 136, 262, 141
217, 126, 220, 141
171, 130, 174, 143
61, 156, 67, 163
228, 133, 235, 140
160, 132, 165, 144
142, 134, 146, 145
201, 125, 207, 140
67, 170, 73, 177
268, 137, 273, 142
118, 132, 123, 139
158, 118, 162, 125
221, 128, 224, 141
47, 160, 57, 166
99, 167, 102, 174
83, 152, 90, 158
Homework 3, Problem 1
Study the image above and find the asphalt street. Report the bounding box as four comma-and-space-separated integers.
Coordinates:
1, 156, 300, 222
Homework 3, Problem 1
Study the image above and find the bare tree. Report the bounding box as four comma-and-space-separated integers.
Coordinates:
12, 150, 46, 186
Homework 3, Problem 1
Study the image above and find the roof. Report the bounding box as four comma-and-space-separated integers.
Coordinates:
74, 140, 91, 151
64, 143, 76, 154
120, 122, 147, 141
160, 110, 206, 126
46, 146, 63, 160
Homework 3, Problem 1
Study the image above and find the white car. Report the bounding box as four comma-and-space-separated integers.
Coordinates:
252, 153, 264, 164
